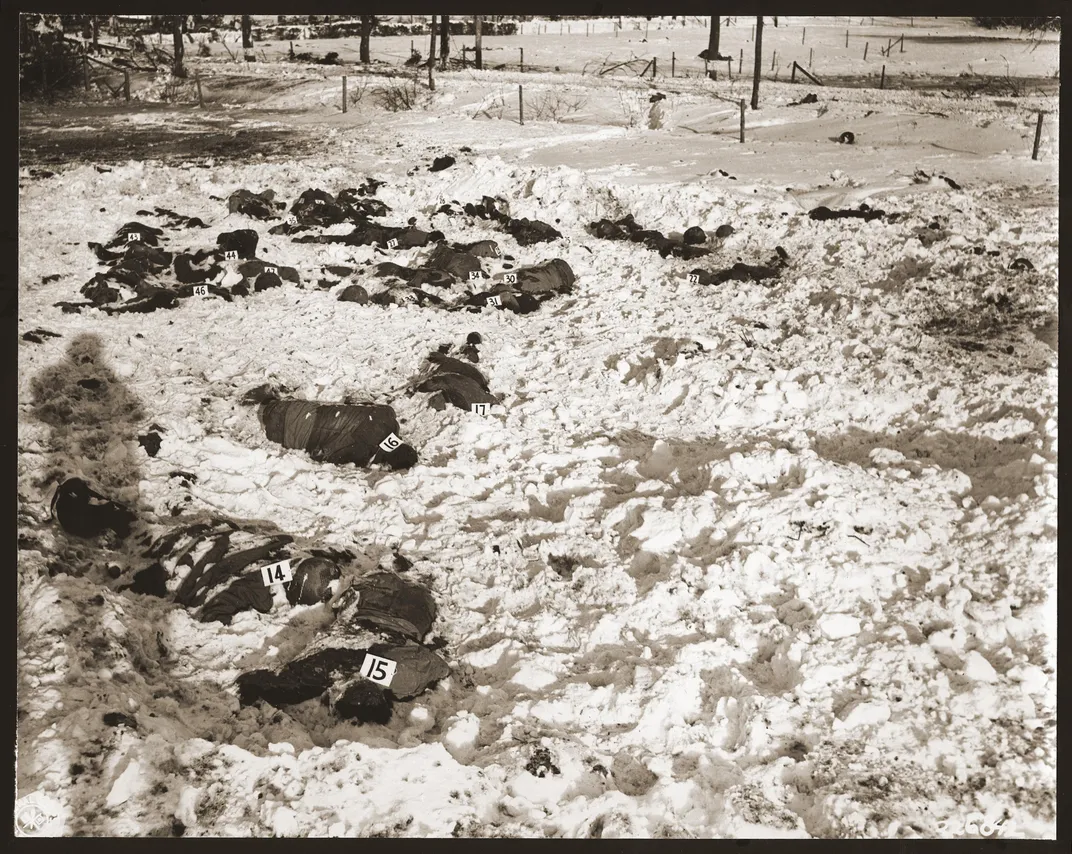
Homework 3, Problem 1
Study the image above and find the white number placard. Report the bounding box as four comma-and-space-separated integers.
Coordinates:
284, 214, 297, 225
314, 199, 325, 205
192, 285, 209, 297
687, 273, 700, 284
259, 559, 293, 587
468, 271, 484, 281
378, 432, 403, 452
224, 250, 239, 260
126, 232, 141, 243
360, 653, 397, 687
471, 403, 489, 415
486, 295, 502, 307
489, 246, 500, 257
503, 273, 518, 284
264, 265, 278, 274
387, 238, 399, 249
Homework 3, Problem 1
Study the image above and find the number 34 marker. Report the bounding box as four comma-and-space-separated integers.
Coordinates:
360, 653, 397, 687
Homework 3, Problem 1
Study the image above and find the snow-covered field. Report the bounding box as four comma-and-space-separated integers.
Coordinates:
17, 16, 1057, 839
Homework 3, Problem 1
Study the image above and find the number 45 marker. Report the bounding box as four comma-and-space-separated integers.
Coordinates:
360, 653, 397, 687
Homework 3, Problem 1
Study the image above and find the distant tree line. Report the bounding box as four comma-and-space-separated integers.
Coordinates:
972, 16, 1060, 31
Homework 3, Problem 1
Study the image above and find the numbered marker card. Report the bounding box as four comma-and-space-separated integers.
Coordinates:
471, 403, 489, 416
224, 250, 239, 261
387, 238, 399, 249
264, 265, 278, 275
360, 653, 397, 687
126, 232, 141, 243
192, 285, 209, 297
468, 271, 485, 281
503, 273, 518, 285
687, 273, 700, 284
259, 559, 293, 587
486, 295, 502, 307
379, 432, 402, 452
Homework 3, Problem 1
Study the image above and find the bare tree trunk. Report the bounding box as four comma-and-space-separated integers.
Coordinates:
241, 15, 252, 49
428, 15, 438, 66
751, 15, 763, 109
474, 15, 483, 70
172, 15, 186, 77
440, 14, 450, 67
359, 15, 372, 64
92, 15, 99, 45
708, 14, 721, 58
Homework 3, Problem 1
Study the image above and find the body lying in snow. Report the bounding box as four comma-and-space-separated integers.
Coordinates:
236, 575, 449, 723
118, 515, 349, 624
412, 349, 499, 412
257, 397, 419, 470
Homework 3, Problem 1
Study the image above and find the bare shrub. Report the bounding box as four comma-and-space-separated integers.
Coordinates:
375, 75, 422, 111
346, 75, 370, 106
475, 88, 507, 119
528, 90, 587, 121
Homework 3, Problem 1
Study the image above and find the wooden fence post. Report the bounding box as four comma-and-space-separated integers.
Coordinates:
671, 52, 675, 77
845, 30, 849, 48
195, 71, 204, 107
802, 27, 806, 44
750, 24, 754, 41
809, 47, 813, 68
652, 57, 657, 79
791, 62, 796, 82
428, 61, 435, 91
123, 70, 130, 101
771, 50, 776, 71
83, 54, 89, 90
864, 42, 869, 60
520, 47, 524, 73
739, 48, 743, 74
519, 83, 524, 125
1032, 111, 1044, 160
900, 34, 905, 52
739, 98, 745, 142
880, 64, 886, 89
727, 57, 732, 79
342, 76, 347, 112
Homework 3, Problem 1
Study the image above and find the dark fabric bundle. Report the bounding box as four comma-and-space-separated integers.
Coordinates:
259, 399, 418, 469
425, 244, 483, 279
337, 284, 370, 303
237, 259, 300, 284
454, 239, 501, 258
228, 189, 278, 220
290, 188, 348, 226
503, 217, 562, 246
174, 252, 223, 284
505, 258, 576, 295
235, 580, 450, 722
370, 286, 445, 308
347, 571, 437, 640
51, 478, 136, 540
107, 222, 165, 249
217, 229, 259, 259
125, 517, 350, 624
809, 205, 885, 222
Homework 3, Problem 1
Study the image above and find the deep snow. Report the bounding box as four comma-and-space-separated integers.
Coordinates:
17, 15, 1057, 839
